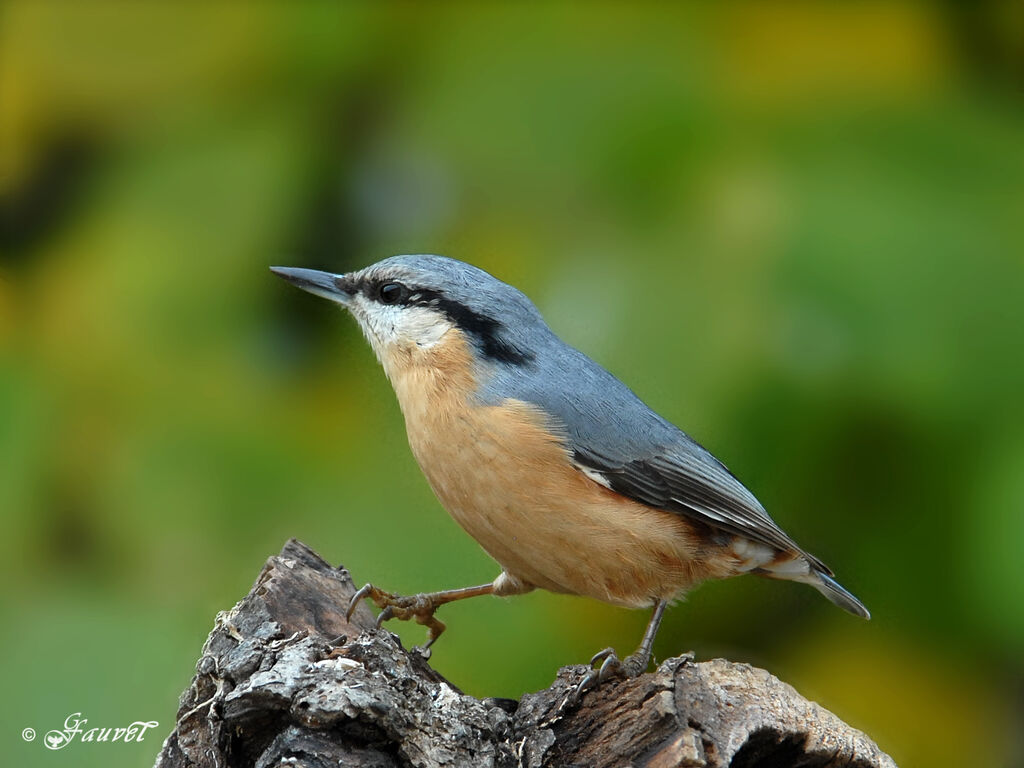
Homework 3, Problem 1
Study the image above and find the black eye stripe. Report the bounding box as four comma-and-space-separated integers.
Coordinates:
355, 277, 534, 365
411, 289, 535, 365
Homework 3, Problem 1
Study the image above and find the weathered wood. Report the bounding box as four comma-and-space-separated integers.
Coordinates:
154, 540, 895, 768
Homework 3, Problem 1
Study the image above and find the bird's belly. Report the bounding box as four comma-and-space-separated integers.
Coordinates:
404, 397, 731, 608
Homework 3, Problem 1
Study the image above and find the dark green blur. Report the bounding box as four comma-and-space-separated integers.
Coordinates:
2, 3, 1022, 766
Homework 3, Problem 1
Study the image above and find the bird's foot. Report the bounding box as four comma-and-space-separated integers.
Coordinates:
571, 646, 651, 704
346, 583, 446, 658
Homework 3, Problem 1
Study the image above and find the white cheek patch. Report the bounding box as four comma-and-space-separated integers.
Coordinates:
349, 296, 453, 358
407, 307, 453, 348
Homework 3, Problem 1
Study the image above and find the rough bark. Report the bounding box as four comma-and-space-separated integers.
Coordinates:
154, 539, 896, 768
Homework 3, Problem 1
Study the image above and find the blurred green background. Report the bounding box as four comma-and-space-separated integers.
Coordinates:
2, 2, 1022, 766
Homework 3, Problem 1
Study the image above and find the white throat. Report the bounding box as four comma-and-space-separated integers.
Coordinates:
348, 294, 454, 364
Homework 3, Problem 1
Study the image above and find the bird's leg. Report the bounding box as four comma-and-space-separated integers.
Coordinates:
346, 582, 496, 657
573, 599, 669, 702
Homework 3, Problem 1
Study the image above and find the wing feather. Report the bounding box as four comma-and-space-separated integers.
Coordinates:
572, 444, 831, 575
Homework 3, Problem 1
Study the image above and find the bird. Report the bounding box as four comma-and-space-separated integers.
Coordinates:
271, 255, 869, 696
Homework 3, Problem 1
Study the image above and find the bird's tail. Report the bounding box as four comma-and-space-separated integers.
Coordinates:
810, 570, 871, 619
740, 542, 871, 619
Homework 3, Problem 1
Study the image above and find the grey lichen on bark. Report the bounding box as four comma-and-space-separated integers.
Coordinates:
154, 539, 895, 768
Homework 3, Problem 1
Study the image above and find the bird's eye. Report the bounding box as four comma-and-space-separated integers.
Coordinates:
378, 282, 405, 305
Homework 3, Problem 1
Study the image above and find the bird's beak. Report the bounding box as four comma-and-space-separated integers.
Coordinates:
270, 266, 353, 306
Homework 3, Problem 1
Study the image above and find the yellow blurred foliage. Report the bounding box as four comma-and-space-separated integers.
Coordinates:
783, 625, 1012, 768
718, 1, 951, 104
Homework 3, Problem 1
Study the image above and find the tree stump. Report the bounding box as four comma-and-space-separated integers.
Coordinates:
154, 539, 895, 768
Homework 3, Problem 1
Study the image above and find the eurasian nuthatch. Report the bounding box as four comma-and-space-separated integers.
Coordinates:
271, 255, 868, 693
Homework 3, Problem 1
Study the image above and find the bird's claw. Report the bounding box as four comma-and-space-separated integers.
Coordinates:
571, 648, 620, 704
374, 605, 394, 628
346, 583, 379, 622
345, 582, 447, 654
411, 643, 433, 660
570, 646, 649, 705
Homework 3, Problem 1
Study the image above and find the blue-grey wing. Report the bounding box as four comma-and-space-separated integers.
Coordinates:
569, 443, 828, 572
482, 340, 829, 573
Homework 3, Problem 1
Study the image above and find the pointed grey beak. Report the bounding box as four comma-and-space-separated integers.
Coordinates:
270, 266, 352, 305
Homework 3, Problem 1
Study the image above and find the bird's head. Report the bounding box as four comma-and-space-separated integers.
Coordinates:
271, 255, 542, 379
